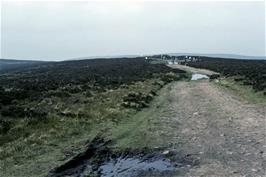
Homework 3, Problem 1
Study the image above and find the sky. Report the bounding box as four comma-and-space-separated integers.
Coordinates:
0, 1, 265, 61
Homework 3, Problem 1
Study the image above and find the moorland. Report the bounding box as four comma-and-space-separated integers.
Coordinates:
0, 56, 265, 177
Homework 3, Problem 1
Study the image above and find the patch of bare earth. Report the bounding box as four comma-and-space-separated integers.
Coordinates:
159, 80, 265, 177
168, 64, 218, 75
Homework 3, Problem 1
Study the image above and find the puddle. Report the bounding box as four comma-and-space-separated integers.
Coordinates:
48, 137, 198, 177
98, 155, 174, 177
191, 73, 209, 81
50, 151, 198, 177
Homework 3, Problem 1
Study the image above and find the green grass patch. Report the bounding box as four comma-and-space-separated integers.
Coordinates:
149, 59, 167, 64
215, 77, 266, 106
109, 83, 178, 150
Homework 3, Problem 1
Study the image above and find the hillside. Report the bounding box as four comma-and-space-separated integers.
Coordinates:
0, 57, 265, 177
0, 59, 47, 71
0, 57, 187, 177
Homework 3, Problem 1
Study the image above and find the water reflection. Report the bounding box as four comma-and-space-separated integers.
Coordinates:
191, 73, 209, 80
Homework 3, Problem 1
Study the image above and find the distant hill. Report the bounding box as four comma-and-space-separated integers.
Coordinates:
0, 59, 47, 71
1, 53, 265, 70
72, 53, 266, 61
68, 55, 140, 61
167, 53, 266, 60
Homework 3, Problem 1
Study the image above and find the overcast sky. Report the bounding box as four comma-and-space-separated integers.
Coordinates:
1, 1, 265, 60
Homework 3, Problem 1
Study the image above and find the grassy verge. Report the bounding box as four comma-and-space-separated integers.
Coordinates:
109, 83, 177, 150
214, 77, 266, 106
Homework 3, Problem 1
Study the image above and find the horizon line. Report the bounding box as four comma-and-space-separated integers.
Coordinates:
1, 52, 266, 61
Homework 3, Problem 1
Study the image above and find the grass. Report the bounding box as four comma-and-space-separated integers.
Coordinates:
215, 77, 266, 106
149, 59, 167, 65
109, 82, 181, 151
0, 58, 188, 176
0, 78, 178, 177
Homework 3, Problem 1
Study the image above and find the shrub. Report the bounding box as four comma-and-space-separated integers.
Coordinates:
46, 90, 71, 98
0, 119, 12, 134
122, 91, 155, 110
210, 74, 220, 80
1, 105, 25, 117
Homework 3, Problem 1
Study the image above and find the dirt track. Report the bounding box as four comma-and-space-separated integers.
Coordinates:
168, 64, 218, 75
158, 79, 266, 177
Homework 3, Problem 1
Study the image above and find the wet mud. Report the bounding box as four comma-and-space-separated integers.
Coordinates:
48, 137, 199, 177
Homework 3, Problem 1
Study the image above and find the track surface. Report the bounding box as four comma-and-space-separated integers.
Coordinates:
159, 80, 265, 176
154, 65, 266, 176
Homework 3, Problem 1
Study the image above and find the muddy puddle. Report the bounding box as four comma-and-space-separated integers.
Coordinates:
98, 153, 174, 177
191, 73, 209, 80
50, 151, 198, 177
48, 137, 198, 177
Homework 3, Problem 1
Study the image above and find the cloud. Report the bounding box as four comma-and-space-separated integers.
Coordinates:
1, 1, 265, 60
